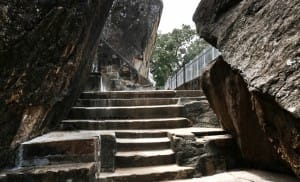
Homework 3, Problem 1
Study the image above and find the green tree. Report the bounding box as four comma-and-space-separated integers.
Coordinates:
150, 24, 208, 87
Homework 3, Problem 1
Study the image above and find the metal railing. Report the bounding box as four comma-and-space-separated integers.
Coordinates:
164, 46, 221, 89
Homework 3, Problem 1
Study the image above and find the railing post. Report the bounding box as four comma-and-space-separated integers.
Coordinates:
196, 58, 199, 78
183, 65, 186, 85
175, 72, 178, 89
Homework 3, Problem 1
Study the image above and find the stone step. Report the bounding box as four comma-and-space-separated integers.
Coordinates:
61, 118, 191, 130
196, 134, 233, 144
80, 90, 203, 99
20, 133, 100, 167
117, 137, 170, 151
75, 97, 204, 107
75, 98, 180, 107
99, 164, 194, 182
68, 105, 185, 119
116, 131, 168, 138
192, 129, 227, 137
116, 149, 175, 168
4, 162, 97, 182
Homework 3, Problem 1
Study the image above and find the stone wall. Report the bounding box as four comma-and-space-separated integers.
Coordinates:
176, 77, 202, 91
0, 0, 113, 168
174, 78, 220, 128
194, 0, 300, 176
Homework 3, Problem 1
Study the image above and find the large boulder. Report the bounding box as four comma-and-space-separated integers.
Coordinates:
0, 0, 113, 168
100, 0, 163, 80
194, 0, 300, 176
201, 57, 288, 172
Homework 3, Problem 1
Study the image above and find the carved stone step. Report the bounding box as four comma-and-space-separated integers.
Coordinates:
80, 90, 203, 99
19, 132, 100, 167
196, 134, 233, 144
4, 162, 97, 182
99, 164, 194, 182
75, 97, 205, 107
61, 118, 191, 130
116, 149, 175, 168
117, 137, 170, 151
68, 105, 185, 119
75, 98, 179, 107
193, 129, 227, 137
115, 131, 168, 138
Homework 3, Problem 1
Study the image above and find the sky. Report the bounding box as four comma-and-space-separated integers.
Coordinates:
158, 0, 201, 33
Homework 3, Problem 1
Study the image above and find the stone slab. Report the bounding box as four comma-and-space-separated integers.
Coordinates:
80, 90, 203, 99
99, 164, 194, 182
168, 169, 299, 182
4, 163, 96, 182
61, 117, 191, 130
68, 105, 185, 119
116, 149, 175, 167
75, 98, 180, 107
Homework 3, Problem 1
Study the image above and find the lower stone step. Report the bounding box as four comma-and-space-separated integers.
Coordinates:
117, 137, 170, 151
3, 162, 97, 182
116, 149, 175, 168
99, 164, 194, 182
115, 131, 168, 138
61, 118, 191, 130
20, 132, 100, 167
68, 105, 185, 119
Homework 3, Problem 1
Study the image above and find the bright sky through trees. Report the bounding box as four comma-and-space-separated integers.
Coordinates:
158, 0, 201, 33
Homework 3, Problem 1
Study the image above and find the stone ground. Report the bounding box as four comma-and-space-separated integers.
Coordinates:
169, 170, 299, 182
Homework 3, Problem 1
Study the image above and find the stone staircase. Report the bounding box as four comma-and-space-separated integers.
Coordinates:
1, 90, 230, 182
73, 90, 197, 181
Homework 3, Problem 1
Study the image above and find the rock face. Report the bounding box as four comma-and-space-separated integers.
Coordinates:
95, 42, 151, 91
0, 0, 113, 168
194, 0, 300, 176
100, 0, 163, 80
201, 57, 288, 171
171, 132, 240, 177
183, 100, 220, 128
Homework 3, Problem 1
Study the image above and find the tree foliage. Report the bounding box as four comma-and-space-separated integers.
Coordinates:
150, 24, 208, 87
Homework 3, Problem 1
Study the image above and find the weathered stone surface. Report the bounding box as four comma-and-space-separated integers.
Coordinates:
96, 42, 152, 90
100, 134, 116, 172
194, 0, 300, 176
171, 169, 299, 182
171, 134, 205, 167
196, 135, 240, 176
99, 164, 194, 182
201, 57, 290, 172
171, 133, 239, 177
100, 0, 163, 80
0, 0, 113, 168
183, 101, 220, 128
176, 79, 219, 128
5, 162, 96, 182
176, 77, 202, 91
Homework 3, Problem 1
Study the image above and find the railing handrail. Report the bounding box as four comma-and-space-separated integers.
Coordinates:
164, 46, 220, 89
